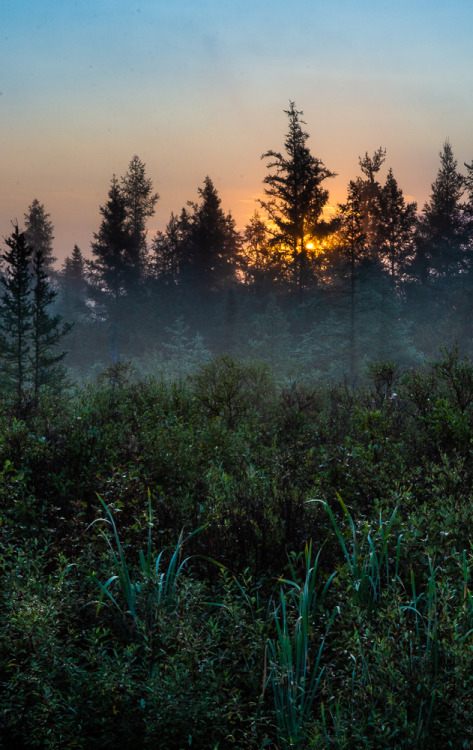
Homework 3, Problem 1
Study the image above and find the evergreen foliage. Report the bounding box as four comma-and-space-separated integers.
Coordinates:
31, 247, 72, 397
178, 176, 240, 290
260, 102, 336, 290
416, 140, 466, 280
0, 225, 33, 410
0, 226, 71, 412
23, 198, 56, 271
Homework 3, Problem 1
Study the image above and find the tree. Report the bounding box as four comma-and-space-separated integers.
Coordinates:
61, 245, 88, 320
337, 179, 367, 379
120, 154, 159, 277
178, 176, 240, 290
24, 199, 56, 272
357, 147, 386, 255
374, 168, 417, 285
415, 141, 466, 281
151, 212, 183, 285
0, 226, 33, 411
239, 210, 287, 292
88, 176, 135, 299
31, 247, 72, 397
260, 102, 335, 290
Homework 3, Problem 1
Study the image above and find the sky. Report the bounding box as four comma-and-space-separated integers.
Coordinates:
1, 0, 473, 265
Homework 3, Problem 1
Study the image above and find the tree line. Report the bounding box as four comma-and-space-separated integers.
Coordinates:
4, 102, 473, 386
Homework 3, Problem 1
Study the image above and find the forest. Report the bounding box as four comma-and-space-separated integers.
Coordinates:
5, 102, 473, 388
2, 104, 473, 747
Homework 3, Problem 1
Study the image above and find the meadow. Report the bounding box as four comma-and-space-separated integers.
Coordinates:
2, 350, 473, 748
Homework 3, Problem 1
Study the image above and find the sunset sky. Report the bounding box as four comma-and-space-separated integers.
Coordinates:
1, 0, 472, 265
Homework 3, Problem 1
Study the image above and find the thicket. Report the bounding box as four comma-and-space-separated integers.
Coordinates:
2, 350, 473, 747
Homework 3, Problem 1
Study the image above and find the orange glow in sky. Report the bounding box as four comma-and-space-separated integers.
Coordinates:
2, 0, 473, 265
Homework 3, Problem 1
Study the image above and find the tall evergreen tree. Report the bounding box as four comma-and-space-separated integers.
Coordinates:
0, 226, 33, 411
415, 141, 466, 281
120, 155, 159, 278
24, 199, 56, 272
88, 176, 135, 299
337, 179, 367, 379
151, 212, 183, 285
179, 176, 240, 290
61, 245, 88, 320
358, 147, 386, 256
374, 168, 417, 285
260, 102, 335, 290
240, 210, 286, 292
31, 247, 72, 397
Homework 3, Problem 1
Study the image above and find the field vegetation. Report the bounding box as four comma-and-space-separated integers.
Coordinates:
2, 350, 473, 748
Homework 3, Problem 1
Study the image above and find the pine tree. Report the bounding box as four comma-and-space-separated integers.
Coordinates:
31, 247, 72, 397
151, 212, 183, 285
0, 226, 33, 411
358, 147, 386, 255
416, 141, 466, 280
374, 168, 417, 285
260, 102, 335, 290
337, 179, 367, 380
240, 210, 287, 292
24, 199, 56, 272
61, 245, 88, 320
89, 176, 135, 299
120, 155, 159, 279
179, 176, 240, 290
0, 226, 72, 410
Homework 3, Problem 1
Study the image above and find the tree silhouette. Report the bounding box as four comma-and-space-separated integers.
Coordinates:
416, 141, 465, 280
179, 176, 240, 290
0, 226, 33, 412
24, 199, 56, 272
337, 179, 367, 379
120, 154, 159, 279
31, 247, 72, 397
374, 168, 417, 285
260, 102, 335, 290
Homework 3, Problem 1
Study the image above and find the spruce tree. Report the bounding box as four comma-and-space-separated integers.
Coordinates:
374, 168, 417, 285
179, 176, 240, 290
120, 155, 159, 281
31, 247, 72, 397
61, 245, 88, 320
416, 141, 465, 280
260, 102, 335, 290
337, 179, 367, 380
89, 176, 135, 299
24, 199, 56, 272
0, 226, 33, 411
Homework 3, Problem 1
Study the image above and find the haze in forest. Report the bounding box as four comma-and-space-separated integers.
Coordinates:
1, 101, 473, 401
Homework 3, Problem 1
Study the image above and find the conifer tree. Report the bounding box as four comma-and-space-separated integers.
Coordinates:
0, 226, 33, 411
337, 179, 367, 379
120, 155, 159, 278
89, 176, 135, 299
415, 141, 465, 281
374, 168, 417, 285
240, 210, 287, 292
151, 212, 183, 285
31, 247, 72, 397
179, 176, 240, 290
358, 147, 386, 255
24, 199, 56, 272
61, 245, 88, 320
260, 102, 335, 290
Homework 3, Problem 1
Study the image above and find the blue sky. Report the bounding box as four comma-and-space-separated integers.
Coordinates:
1, 0, 473, 261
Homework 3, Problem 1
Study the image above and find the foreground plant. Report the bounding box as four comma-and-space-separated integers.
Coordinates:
267, 542, 335, 748
89, 493, 202, 629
